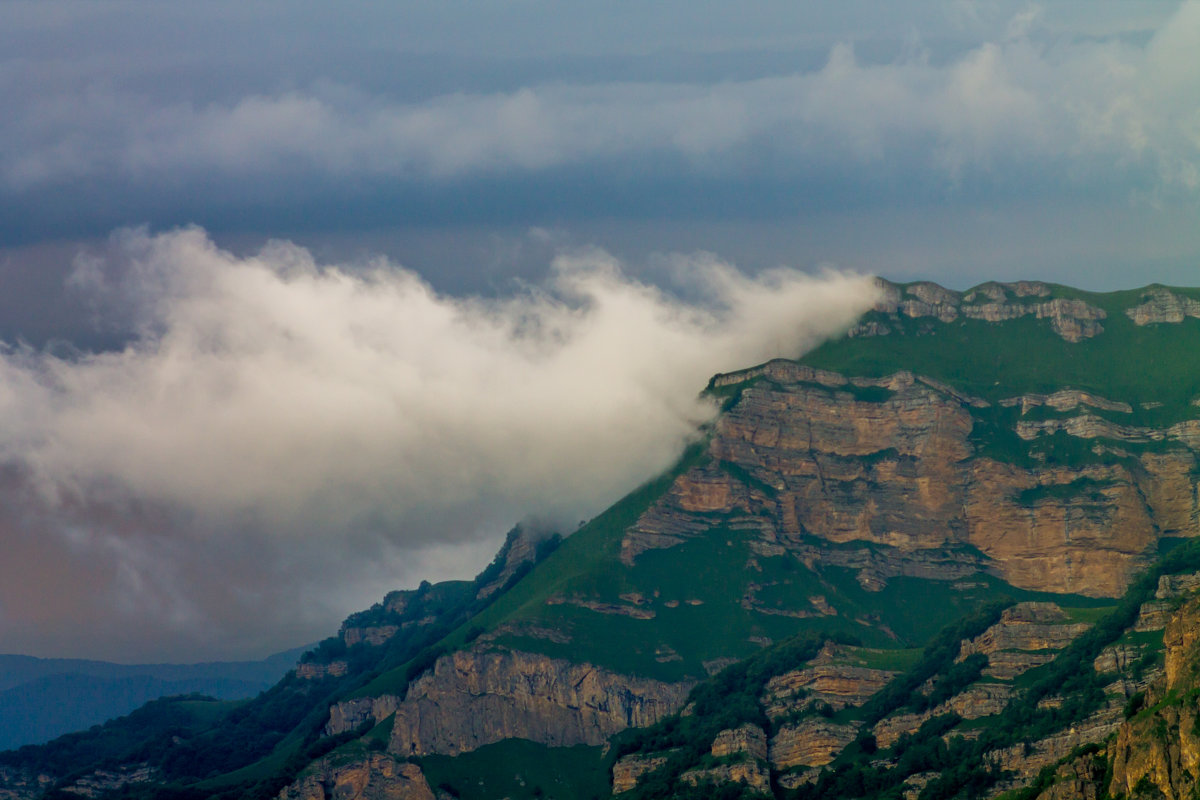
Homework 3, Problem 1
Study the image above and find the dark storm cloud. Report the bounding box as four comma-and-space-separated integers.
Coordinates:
1, 2, 1197, 243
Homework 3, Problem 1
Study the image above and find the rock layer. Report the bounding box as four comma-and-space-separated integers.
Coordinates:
277, 755, 434, 800
387, 647, 692, 757
628, 360, 1198, 598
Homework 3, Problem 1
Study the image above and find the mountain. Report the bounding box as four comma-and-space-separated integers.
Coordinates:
6, 279, 1200, 800
0, 648, 309, 750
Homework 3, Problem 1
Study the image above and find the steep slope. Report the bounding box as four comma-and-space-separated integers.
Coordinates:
6, 278, 1200, 800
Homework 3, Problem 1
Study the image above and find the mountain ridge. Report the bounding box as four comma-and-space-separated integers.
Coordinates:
6, 277, 1200, 799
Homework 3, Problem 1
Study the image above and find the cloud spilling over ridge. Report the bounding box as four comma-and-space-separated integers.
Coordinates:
3, 2, 1199, 197
0, 228, 878, 659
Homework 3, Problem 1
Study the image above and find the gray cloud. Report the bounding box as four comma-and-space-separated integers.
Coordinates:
3, 3, 1198, 197
0, 228, 877, 660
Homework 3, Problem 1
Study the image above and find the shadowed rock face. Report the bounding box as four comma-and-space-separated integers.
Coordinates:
623, 360, 1200, 598
386, 647, 693, 757
277, 754, 434, 800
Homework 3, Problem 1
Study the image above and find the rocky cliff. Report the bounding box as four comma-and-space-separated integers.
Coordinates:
277, 754, 434, 800
627, 358, 1200, 599
1108, 594, 1200, 800
387, 646, 692, 756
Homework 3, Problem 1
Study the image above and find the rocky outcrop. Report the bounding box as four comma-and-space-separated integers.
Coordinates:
873, 712, 930, 749
475, 526, 543, 600
1031, 748, 1109, 800
1108, 596, 1200, 800
277, 754, 434, 800
60, 766, 156, 799
0, 767, 52, 800
1015, 415, 1200, 449
861, 280, 1106, 342
711, 724, 768, 760
1001, 391, 1133, 416
387, 647, 692, 756
937, 682, 1014, 719
298, 661, 349, 680
1135, 572, 1200, 631
769, 718, 858, 769
956, 602, 1091, 681
987, 702, 1124, 780
1094, 643, 1144, 673
545, 595, 656, 619
326, 696, 402, 736
761, 643, 900, 715
959, 603, 1092, 658
679, 761, 771, 794
1125, 288, 1200, 326
612, 753, 674, 794
871, 683, 1014, 748
762, 664, 898, 716
343, 626, 400, 648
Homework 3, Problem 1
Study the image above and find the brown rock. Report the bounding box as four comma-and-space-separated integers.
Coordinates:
1125, 288, 1200, 326
59, 766, 156, 799
343, 626, 400, 647
388, 647, 692, 756
680, 761, 771, 793
762, 664, 898, 716
277, 754, 434, 800
326, 696, 402, 736
959, 602, 1091, 658
297, 661, 349, 680
769, 718, 858, 769
612, 753, 673, 794
711, 724, 768, 760
638, 359, 1193, 599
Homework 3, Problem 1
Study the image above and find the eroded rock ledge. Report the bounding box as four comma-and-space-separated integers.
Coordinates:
853, 280, 1107, 342
386, 647, 693, 757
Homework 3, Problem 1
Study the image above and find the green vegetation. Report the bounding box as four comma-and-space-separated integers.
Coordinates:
611, 634, 840, 800
417, 740, 610, 800
799, 285, 1200, 424
1016, 477, 1118, 507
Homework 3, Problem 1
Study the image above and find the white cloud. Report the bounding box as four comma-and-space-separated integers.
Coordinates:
0, 228, 877, 658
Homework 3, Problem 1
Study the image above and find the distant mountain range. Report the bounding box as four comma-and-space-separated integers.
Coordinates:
0, 647, 307, 750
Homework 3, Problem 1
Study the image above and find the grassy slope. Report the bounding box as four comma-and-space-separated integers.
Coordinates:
362, 283, 1191, 688
800, 283, 1200, 427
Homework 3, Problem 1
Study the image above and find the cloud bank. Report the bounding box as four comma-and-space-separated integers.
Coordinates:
0, 228, 877, 659
4, 2, 1199, 197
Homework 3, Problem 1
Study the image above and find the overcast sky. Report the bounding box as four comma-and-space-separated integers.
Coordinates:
1, 1, 1198, 661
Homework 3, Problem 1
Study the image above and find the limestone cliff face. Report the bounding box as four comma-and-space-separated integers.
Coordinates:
626, 359, 1200, 597
612, 753, 673, 794
1126, 288, 1200, 326
326, 696, 403, 737
277, 754, 434, 800
769, 718, 858, 769
855, 279, 1106, 342
387, 647, 692, 757
1109, 596, 1200, 800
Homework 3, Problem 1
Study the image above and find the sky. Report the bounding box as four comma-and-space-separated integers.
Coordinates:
0, 1, 1198, 661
